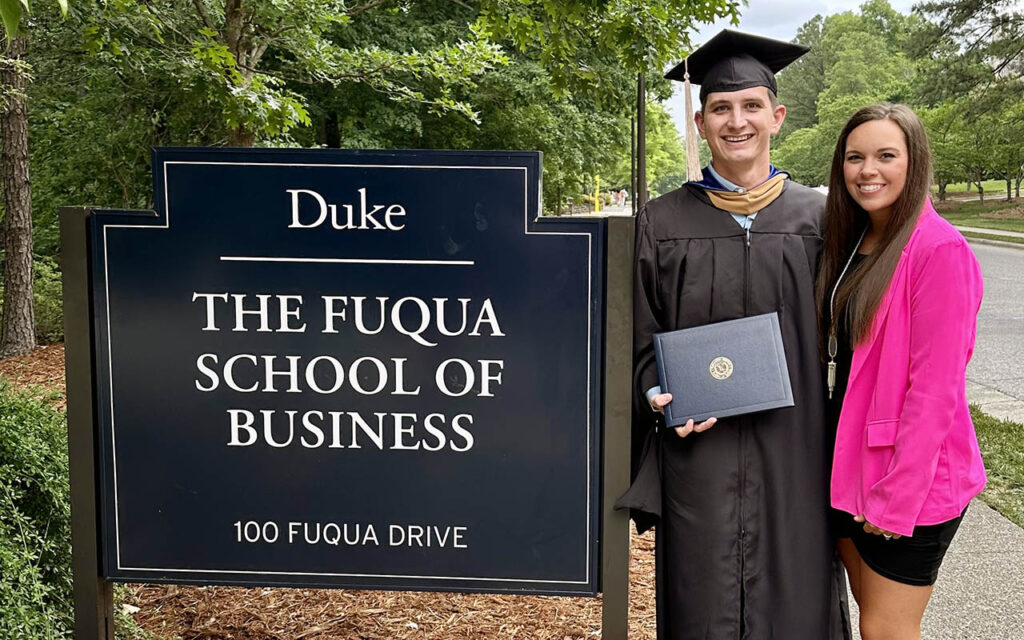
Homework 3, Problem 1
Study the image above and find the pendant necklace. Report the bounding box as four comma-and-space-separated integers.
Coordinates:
827, 227, 868, 399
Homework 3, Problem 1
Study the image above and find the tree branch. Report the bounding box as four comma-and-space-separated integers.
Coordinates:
191, 0, 217, 33
346, 0, 389, 18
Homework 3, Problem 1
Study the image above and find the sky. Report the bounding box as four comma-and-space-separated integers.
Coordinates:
665, 0, 917, 135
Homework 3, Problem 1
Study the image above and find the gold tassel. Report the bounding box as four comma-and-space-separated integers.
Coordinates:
684, 59, 703, 183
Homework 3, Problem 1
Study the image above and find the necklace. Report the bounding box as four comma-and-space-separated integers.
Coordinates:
827, 227, 868, 399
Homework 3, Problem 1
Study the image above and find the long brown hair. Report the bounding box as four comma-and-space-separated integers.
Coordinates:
815, 103, 933, 351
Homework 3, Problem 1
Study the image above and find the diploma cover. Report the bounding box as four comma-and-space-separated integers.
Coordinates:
653, 312, 794, 426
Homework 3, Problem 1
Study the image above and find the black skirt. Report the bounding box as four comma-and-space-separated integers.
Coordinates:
831, 507, 966, 587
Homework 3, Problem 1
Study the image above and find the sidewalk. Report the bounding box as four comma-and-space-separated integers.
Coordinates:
968, 381, 1024, 424
955, 225, 1024, 239
846, 499, 1024, 639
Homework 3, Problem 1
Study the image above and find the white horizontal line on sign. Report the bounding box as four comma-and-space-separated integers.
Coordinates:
220, 256, 475, 266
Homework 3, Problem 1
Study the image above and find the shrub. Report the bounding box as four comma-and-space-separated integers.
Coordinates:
32, 255, 64, 344
0, 253, 64, 344
0, 383, 73, 639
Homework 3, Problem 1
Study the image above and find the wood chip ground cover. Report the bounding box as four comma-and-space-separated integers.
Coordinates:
1, 345, 658, 639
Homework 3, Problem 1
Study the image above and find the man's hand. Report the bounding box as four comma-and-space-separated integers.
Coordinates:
854, 514, 902, 540
650, 393, 718, 438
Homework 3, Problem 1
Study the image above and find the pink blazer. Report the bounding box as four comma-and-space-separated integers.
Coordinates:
831, 200, 986, 537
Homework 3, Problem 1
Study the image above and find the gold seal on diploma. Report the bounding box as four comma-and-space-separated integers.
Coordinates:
709, 357, 734, 380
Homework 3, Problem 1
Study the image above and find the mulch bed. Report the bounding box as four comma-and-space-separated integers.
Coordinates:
980, 204, 1024, 219
1, 345, 658, 639
0, 342, 67, 409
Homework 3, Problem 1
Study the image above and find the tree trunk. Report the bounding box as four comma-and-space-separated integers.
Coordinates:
938, 183, 947, 202
0, 35, 36, 357
976, 183, 984, 204
227, 125, 255, 147
1007, 179, 1012, 202
325, 112, 340, 148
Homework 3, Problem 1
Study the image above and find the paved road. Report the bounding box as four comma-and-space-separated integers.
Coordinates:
967, 241, 1024, 420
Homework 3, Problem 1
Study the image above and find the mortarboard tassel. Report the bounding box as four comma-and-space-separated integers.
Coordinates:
683, 59, 703, 183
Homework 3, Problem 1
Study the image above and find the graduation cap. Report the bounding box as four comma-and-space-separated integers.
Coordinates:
666, 30, 809, 181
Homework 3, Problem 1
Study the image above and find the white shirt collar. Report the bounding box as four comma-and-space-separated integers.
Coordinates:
707, 164, 746, 193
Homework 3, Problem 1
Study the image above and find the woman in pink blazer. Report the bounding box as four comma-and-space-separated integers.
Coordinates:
816, 103, 986, 640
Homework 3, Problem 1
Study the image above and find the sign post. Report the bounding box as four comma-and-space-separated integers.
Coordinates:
63, 206, 116, 640
601, 216, 634, 640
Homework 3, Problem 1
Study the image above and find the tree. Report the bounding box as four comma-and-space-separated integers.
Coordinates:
605, 102, 686, 197
772, 1, 927, 187
991, 103, 1024, 201
920, 101, 966, 201
26, 0, 731, 225
955, 114, 1000, 203
914, 0, 1024, 105
773, 126, 831, 186
476, 0, 743, 92
0, 0, 68, 357
82, 0, 507, 147
776, 15, 826, 141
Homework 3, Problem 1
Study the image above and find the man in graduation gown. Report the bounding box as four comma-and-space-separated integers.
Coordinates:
617, 30, 851, 639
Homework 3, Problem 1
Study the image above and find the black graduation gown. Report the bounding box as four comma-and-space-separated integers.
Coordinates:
621, 181, 851, 640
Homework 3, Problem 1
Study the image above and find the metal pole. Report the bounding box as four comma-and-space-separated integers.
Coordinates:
601, 216, 635, 639
630, 116, 637, 216
62, 206, 115, 640
637, 74, 647, 209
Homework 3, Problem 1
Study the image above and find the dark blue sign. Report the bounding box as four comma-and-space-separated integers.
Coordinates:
90, 148, 605, 595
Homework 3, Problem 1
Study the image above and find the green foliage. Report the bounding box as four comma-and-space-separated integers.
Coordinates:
21, 0, 729, 254
773, 0, 1024, 193
604, 102, 686, 197
772, 126, 831, 186
79, 0, 507, 143
0, 383, 72, 639
31, 255, 63, 343
0, 383, 166, 640
476, 0, 742, 92
0, 0, 25, 38
774, 2, 917, 182
914, 0, 1024, 106
0, 254, 64, 343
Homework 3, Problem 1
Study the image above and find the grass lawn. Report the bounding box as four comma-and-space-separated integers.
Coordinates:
971, 406, 1024, 529
934, 198, 1024, 234
938, 180, 1014, 195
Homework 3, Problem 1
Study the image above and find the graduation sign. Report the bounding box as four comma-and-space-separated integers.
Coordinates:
86, 148, 605, 595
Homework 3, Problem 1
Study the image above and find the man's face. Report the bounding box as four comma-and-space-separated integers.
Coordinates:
695, 86, 786, 173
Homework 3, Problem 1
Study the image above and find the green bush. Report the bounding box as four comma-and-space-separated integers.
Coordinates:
0, 253, 64, 344
32, 255, 64, 344
0, 383, 73, 639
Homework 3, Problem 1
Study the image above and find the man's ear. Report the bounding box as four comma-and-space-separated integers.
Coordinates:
771, 104, 787, 135
694, 111, 707, 140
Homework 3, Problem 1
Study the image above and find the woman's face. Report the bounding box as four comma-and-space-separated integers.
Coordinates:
843, 118, 909, 220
